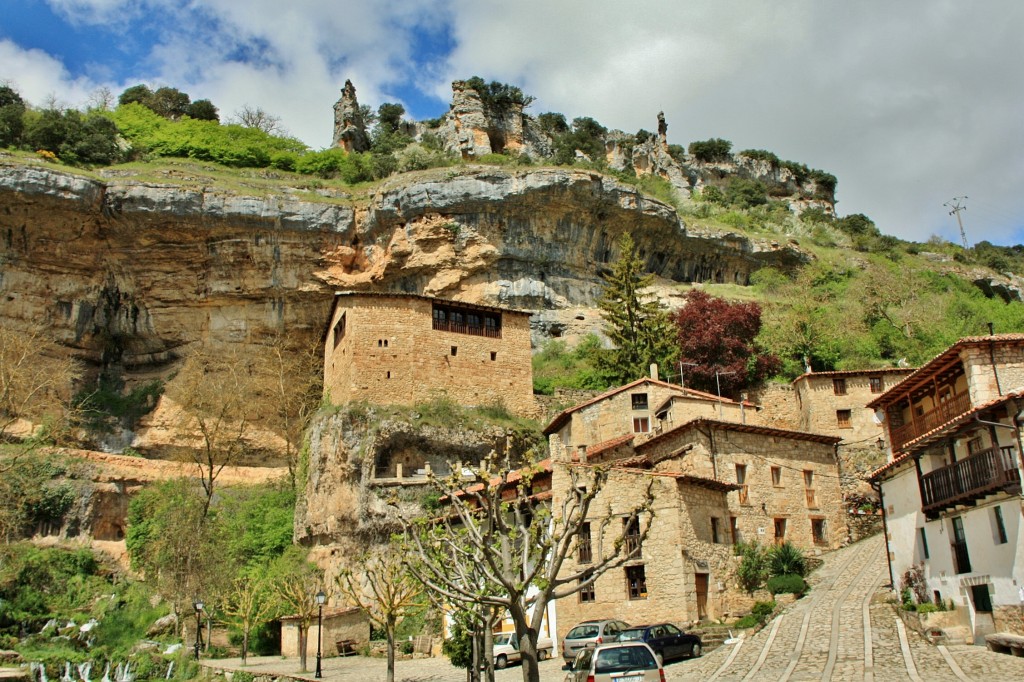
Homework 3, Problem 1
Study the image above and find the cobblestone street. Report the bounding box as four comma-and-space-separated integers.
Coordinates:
203, 536, 1024, 681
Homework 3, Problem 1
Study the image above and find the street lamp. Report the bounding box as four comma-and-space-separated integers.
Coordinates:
193, 598, 204, 661
315, 590, 326, 679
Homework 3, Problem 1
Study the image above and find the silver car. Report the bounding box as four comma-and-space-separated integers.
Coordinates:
565, 642, 664, 682
561, 619, 631, 664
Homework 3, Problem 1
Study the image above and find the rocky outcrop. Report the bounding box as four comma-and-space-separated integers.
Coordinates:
332, 80, 370, 152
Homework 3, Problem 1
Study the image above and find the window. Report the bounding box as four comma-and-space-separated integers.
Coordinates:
918, 527, 930, 559
432, 303, 502, 338
623, 517, 642, 558
625, 565, 648, 599
736, 464, 749, 505
730, 516, 740, 545
579, 573, 595, 603
332, 312, 346, 347
771, 466, 782, 486
967, 436, 984, 455
450, 346, 458, 356
773, 518, 787, 544
631, 393, 649, 410
632, 417, 650, 433
804, 469, 817, 508
951, 516, 971, 574
837, 409, 852, 429
833, 378, 847, 395
578, 522, 593, 563
711, 517, 721, 544
490, 351, 497, 361
811, 518, 827, 546
870, 376, 883, 393
994, 506, 1008, 545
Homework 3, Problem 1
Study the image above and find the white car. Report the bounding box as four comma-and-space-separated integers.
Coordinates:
565, 642, 665, 682
493, 632, 554, 669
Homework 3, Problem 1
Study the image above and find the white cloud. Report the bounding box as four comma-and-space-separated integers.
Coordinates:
0, 40, 97, 108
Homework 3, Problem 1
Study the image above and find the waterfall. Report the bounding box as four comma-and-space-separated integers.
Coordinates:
60, 662, 73, 682
76, 661, 92, 682
164, 661, 174, 679
100, 663, 111, 682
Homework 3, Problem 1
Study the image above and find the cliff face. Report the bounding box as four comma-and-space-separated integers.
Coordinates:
1, 160, 808, 376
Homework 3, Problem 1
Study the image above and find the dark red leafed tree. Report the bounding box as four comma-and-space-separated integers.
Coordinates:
672, 290, 781, 397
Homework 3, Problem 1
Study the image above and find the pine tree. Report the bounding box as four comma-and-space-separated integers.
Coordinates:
597, 233, 677, 384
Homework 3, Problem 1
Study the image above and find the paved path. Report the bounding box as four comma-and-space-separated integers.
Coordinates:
203, 536, 1024, 681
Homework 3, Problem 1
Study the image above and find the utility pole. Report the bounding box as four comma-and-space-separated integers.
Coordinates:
944, 196, 969, 249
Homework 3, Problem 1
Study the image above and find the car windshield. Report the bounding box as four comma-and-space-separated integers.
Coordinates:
617, 629, 646, 641
494, 634, 513, 646
594, 646, 658, 673
567, 625, 600, 639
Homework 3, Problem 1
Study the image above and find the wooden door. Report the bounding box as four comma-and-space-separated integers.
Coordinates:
695, 573, 709, 620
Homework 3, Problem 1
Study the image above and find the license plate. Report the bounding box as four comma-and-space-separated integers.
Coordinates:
617, 676, 644, 682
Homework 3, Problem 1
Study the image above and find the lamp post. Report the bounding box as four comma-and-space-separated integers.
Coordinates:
315, 590, 326, 679
193, 598, 204, 661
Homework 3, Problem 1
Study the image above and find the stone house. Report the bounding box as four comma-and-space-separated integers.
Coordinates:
544, 376, 755, 462
792, 368, 915, 443
869, 333, 1024, 640
549, 412, 844, 640
280, 606, 368, 658
323, 292, 537, 417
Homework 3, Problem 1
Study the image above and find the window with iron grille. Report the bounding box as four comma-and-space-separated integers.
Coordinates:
833, 378, 847, 395
870, 376, 883, 393
837, 409, 852, 428
626, 565, 647, 600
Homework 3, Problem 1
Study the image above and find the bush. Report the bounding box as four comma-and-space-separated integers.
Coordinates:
725, 178, 768, 209
766, 574, 807, 596
767, 541, 807, 578
914, 603, 939, 614
732, 615, 759, 628
752, 600, 776, 622
735, 541, 769, 593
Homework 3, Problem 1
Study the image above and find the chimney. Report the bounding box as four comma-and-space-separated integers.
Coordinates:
650, 363, 659, 381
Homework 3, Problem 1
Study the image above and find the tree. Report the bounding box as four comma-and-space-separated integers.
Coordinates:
398, 453, 654, 682
217, 570, 278, 664
688, 138, 733, 162
0, 85, 26, 147
186, 99, 219, 122
235, 105, 283, 134
148, 87, 192, 119
161, 347, 261, 516
672, 290, 781, 396
118, 84, 154, 107
376, 103, 405, 134
0, 327, 80, 462
272, 549, 324, 673
336, 545, 423, 682
597, 233, 677, 384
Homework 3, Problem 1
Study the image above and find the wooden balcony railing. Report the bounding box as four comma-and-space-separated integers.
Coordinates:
921, 445, 1021, 516
431, 319, 502, 338
890, 390, 973, 451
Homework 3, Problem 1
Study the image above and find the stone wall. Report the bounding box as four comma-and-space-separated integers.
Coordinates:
323, 294, 538, 418
793, 371, 911, 443
748, 383, 800, 430
962, 342, 1024, 404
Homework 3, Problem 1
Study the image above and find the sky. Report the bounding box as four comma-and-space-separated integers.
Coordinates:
1, 0, 1022, 246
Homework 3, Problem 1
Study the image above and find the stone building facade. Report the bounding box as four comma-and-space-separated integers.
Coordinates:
281, 606, 369, 658
544, 377, 753, 462
792, 369, 915, 444
549, 415, 844, 641
323, 292, 538, 417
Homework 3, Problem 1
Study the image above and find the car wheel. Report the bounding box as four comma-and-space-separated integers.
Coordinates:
496, 654, 508, 669
538, 649, 549, 661
691, 643, 702, 658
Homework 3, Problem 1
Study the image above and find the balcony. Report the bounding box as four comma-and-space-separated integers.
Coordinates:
921, 445, 1021, 516
889, 390, 972, 451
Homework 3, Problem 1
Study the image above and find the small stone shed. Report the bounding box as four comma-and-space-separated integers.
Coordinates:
280, 606, 369, 658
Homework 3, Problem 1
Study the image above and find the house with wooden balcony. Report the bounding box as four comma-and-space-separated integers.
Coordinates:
869, 333, 1024, 641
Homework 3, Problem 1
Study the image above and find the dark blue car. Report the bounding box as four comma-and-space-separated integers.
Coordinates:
616, 623, 702, 662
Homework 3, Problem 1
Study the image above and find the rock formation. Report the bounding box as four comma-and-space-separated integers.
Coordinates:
332, 80, 370, 152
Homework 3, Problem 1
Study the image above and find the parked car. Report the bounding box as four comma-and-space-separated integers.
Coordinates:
564, 642, 665, 682
492, 632, 554, 669
561, 619, 631, 664
616, 623, 702, 662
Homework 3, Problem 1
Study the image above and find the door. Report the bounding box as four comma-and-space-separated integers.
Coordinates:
951, 516, 972, 574
970, 584, 996, 640
695, 573, 709, 621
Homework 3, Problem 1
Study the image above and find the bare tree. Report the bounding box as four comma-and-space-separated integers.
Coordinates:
398, 454, 654, 682
336, 544, 423, 682
0, 326, 80, 469
254, 332, 322, 491
234, 105, 284, 135
162, 346, 260, 516
87, 86, 115, 111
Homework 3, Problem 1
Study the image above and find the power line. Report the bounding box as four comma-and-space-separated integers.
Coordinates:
944, 196, 969, 249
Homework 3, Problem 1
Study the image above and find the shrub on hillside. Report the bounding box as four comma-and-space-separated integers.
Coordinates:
688, 138, 732, 163
766, 574, 807, 596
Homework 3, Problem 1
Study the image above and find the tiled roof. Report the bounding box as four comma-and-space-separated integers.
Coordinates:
543, 378, 745, 435
572, 463, 739, 493
791, 367, 915, 384
332, 290, 533, 316
635, 417, 841, 451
